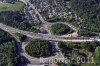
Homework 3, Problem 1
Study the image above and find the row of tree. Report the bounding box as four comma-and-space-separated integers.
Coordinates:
14, 33, 26, 42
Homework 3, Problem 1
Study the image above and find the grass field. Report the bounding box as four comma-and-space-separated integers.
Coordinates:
0, 2, 24, 12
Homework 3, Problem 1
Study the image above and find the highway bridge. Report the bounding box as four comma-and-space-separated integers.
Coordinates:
0, 23, 100, 42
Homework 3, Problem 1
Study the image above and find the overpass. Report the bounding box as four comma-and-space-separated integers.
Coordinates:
0, 23, 100, 42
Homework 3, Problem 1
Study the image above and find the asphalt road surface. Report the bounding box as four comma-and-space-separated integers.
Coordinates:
0, 23, 100, 42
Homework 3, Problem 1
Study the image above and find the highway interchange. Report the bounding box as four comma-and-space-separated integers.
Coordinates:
0, 22, 100, 42
0, 0, 100, 65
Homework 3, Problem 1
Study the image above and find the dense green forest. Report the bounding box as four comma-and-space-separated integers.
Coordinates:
0, 11, 32, 31
58, 41, 100, 66
70, 0, 100, 36
0, 29, 22, 66
25, 39, 53, 57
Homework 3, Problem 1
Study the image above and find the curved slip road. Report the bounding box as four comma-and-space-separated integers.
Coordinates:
0, 23, 100, 42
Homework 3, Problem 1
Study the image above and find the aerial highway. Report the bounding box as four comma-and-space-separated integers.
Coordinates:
0, 0, 99, 66
0, 23, 100, 42
13, 0, 65, 65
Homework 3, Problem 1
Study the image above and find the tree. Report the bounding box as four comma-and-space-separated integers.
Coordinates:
0, 29, 22, 66
14, 33, 26, 42
51, 23, 71, 35
95, 46, 100, 59
70, 0, 100, 36
25, 39, 53, 57
0, 11, 32, 31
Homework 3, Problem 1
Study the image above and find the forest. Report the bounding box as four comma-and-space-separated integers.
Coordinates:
70, 0, 100, 36
0, 29, 22, 66
0, 11, 32, 31
25, 39, 53, 57
58, 41, 100, 66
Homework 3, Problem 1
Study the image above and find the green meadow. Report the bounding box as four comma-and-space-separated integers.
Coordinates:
0, 2, 24, 12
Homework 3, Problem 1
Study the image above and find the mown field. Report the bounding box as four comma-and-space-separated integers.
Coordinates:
0, 2, 24, 12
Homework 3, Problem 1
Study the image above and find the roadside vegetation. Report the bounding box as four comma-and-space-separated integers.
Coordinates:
25, 39, 53, 57
0, 29, 23, 66
58, 41, 100, 66
51, 23, 72, 35
31, 21, 41, 32
14, 33, 26, 42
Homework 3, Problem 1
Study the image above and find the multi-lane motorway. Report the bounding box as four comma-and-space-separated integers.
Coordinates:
0, 23, 100, 42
